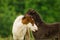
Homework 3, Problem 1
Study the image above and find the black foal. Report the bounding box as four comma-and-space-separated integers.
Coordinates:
26, 9, 60, 40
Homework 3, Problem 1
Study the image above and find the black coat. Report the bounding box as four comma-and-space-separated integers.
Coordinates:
26, 9, 60, 40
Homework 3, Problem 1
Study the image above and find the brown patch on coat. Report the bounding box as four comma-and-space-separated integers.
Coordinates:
22, 14, 35, 26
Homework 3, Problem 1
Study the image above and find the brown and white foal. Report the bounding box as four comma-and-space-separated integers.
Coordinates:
12, 14, 38, 40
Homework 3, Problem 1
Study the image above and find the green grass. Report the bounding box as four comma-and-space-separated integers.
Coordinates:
0, 32, 34, 40
0, 34, 34, 40
0, 36, 34, 40
0, 36, 13, 40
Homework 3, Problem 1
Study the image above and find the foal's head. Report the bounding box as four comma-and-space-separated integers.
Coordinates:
22, 14, 34, 26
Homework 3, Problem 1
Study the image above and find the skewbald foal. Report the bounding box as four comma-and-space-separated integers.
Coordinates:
12, 14, 38, 40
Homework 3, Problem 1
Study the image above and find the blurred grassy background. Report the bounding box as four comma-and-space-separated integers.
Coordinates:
0, 0, 60, 40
